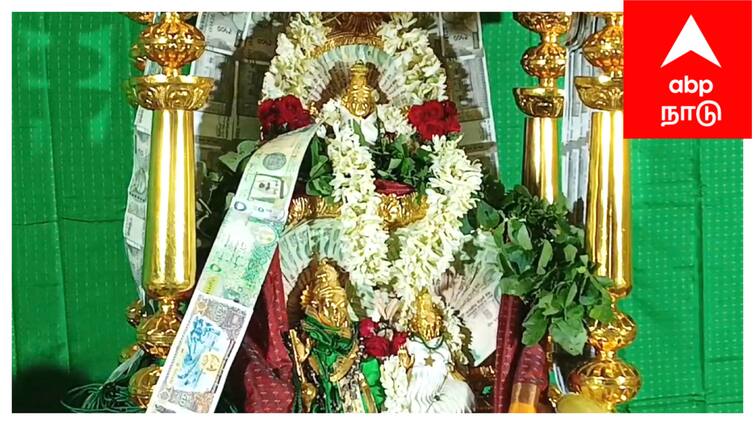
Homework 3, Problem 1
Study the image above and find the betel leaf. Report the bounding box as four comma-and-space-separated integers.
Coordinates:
536, 239, 552, 274
480, 184, 616, 355
564, 244, 577, 263
516, 224, 533, 250
476, 200, 501, 230
549, 317, 588, 356
522, 308, 547, 346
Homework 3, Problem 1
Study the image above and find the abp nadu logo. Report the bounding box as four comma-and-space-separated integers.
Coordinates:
660, 15, 722, 128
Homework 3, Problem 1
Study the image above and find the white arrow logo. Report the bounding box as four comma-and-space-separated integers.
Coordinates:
661, 15, 721, 68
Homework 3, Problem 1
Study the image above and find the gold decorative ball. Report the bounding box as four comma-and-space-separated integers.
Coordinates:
135, 304, 182, 358
582, 15, 624, 76
140, 12, 206, 72
128, 363, 162, 408
521, 43, 567, 81
587, 310, 637, 352
569, 357, 641, 409
513, 13, 572, 37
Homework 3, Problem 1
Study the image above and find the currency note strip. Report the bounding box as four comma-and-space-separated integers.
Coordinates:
147, 124, 318, 413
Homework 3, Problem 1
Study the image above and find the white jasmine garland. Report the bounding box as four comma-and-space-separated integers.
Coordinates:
380, 355, 410, 412
263, 12, 445, 106
389, 135, 482, 300
377, 104, 415, 135
327, 120, 391, 314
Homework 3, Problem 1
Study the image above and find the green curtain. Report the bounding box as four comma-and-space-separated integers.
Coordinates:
12, 12, 742, 413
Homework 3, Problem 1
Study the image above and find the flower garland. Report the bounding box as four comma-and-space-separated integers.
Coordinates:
390, 135, 482, 298
379, 355, 410, 413
262, 13, 329, 100
326, 119, 391, 309
260, 11, 481, 362
262, 12, 447, 106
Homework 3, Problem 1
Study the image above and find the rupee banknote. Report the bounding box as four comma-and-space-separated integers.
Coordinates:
196, 12, 252, 56
148, 125, 318, 413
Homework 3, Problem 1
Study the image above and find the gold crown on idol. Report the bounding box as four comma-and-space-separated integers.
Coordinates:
300, 259, 351, 330
312, 13, 389, 57
409, 287, 445, 342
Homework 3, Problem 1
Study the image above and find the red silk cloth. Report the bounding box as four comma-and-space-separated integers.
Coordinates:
492, 295, 525, 412
237, 250, 295, 412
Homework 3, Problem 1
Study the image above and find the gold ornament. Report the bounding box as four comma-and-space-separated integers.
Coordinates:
287, 193, 427, 231
128, 363, 162, 408
312, 13, 388, 57
512, 12, 572, 204
126, 299, 146, 327
568, 12, 641, 410
301, 259, 352, 333
123, 11, 212, 407
575, 13, 624, 111
342, 63, 376, 118
409, 288, 444, 342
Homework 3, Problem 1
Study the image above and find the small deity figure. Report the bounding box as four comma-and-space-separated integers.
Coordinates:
288, 259, 384, 412
342, 62, 376, 118
400, 288, 475, 413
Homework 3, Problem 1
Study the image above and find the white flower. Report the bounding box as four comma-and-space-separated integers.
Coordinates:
380, 355, 410, 412
377, 104, 415, 135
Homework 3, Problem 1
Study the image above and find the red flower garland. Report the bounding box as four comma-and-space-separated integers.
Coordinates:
258, 95, 312, 140
358, 318, 408, 358
407, 100, 462, 142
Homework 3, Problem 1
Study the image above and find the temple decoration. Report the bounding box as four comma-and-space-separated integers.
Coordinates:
123, 12, 213, 407
568, 12, 642, 410
61, 11, 638, 415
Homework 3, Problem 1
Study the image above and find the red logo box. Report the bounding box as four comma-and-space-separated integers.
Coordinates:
624, 0, 752, 139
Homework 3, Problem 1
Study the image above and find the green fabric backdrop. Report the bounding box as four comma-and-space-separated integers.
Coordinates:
12, 12, 742, 413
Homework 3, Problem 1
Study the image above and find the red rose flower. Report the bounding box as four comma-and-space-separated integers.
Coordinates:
363, 335, 391, 358
390, 332, 408, 355
258, 95, 311, 140
407, 100, 462, 142
359, 318, 379, 337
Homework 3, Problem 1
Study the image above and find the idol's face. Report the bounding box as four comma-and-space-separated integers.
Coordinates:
318, 291, 349, 329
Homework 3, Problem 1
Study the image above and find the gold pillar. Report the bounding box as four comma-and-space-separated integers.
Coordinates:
568, 13, 641, 410
122, 12, 213, 408
513, 12, 571, 203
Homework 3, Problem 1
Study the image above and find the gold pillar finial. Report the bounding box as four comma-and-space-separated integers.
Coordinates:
568, 13, 642, 410
513, 12, 571, 203
123, 11, 212, 408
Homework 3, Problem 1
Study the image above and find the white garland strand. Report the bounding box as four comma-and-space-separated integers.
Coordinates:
327, 120, 391, 314
379, 355, 411, 412
262, 12, 446, 105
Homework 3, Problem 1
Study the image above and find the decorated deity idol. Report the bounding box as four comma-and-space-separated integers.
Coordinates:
400, 289, 475, 413
288, 259, 384, 412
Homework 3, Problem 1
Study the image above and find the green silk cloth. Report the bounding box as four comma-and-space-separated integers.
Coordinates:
299, 316, 384, 412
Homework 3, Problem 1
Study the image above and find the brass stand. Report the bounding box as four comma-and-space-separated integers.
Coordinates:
513, 12, 571, 203
122, 12, 213, 408
568, 13, 641, 410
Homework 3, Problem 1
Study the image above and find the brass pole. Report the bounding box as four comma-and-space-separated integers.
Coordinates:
568, 13, 641, 410
513, 12, 571, 203
122, 12, 213, 408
